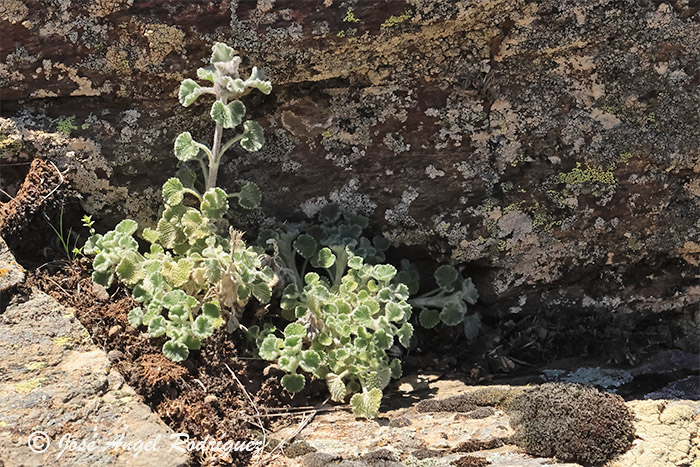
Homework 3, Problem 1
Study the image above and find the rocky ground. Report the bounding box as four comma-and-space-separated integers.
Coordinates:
2, 236, 698, 466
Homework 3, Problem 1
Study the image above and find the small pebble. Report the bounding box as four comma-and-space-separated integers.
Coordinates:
92, 283, 110, 301
107, 350, 124, 363
108, 325, 121, 337
204, 394, 218, 404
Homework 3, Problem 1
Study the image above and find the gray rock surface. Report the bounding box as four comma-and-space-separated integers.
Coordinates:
0, 289, 189, 467
0, 235, 24, 292
266, 376, 699, 467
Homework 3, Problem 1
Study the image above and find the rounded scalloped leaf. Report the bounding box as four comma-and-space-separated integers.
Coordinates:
201, 302, 223, 327
163, 340, 189, 362
463, 312, 482, 341
419, 308, 441, 329
259, 335, 282, 360
244, 67, 272, 94
200, 187, 228, 218
197, 66, 216, 83
350, 388, 383, 419
439, 300, 467, 326
327, 374, 347, 402
192, 315, 215, 339
435, 264, 459, 292
372, 235, 391, 252
396, 322, 413, 348
141, 227, 159, 244
240, 120, 264, 152
293, 234, 317, 259
178, 79, 202, 107
210, 42, 235, 63
148, 316, 167, 338
161, 289, 190, 310
174, 132, 202, 162
116, 254, 142, 286
92, 252, 112, 273
223, 76, 246, 94
311, 247, 336, 269
238, 182, 261, 210
210, 100, 246, 129
284, 322, 306, 338
92, 270, 114, 289
371, 264, 397, 282
251, 282, 272, 304
364, 367, 391, 391
389, 358, 402, 379
353, 305, 373, 326
183, 335, 202, 350
127, 307, 144, 328
372, 329, 393, 350
115, 219, 138, 236
300, 350, 322, 372
162, 177, 185, 206
281, 373, 305, 393
461, 277, 479, 305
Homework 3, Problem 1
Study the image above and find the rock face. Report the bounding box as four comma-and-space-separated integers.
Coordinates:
1, 1, 699, 320
0, 287, 189, 465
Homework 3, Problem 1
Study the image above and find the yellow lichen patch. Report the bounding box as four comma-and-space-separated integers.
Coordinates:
0, 268, 8, 277
25, 361, 47, 371
14, 377, 48, 394
143, 23, 185, 64
53, 336, 73, 348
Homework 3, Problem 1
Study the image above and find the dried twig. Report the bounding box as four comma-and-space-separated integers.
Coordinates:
224, 363, 269, 464
40, 161, 64, 202
259, 407, 319, 465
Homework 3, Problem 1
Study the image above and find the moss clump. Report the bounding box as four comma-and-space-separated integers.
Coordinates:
506, 383, 635, 466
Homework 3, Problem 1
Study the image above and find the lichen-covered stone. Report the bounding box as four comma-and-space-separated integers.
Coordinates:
1, 0, 699, 323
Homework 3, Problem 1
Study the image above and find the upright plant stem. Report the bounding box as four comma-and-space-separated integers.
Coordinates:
207, 121, 223, 191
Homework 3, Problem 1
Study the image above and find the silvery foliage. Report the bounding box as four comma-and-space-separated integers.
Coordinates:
407, 262, 481, 340
253, 205, 413, 419
83, 43, 275, 362
176, 42, 272, 192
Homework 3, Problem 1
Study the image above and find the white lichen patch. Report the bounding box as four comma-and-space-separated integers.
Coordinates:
425, 164, 445, 178
328, 178, 376, 216
385, 187, 420, 227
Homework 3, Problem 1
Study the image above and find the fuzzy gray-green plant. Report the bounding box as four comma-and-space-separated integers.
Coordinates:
254, 205, 412, 418
83, 43, 274, 362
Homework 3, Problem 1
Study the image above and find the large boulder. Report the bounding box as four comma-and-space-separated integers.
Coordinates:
1, 0, 699, 320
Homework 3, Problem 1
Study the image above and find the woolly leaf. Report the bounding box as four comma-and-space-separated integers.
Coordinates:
371, 264, 397, 282
162, 177, 185, 206
251, 282, 271, 304
419, 308, 441, 329
435, 264, 459, 292
201, 302, 223, 327
192, 315, 215, 339
174, 132, 202, 162
183, 335, 201, 350
439, 300, 467, 326
200, 187, 228, 218
178, 79, 202, 107
259, 335, 282, 360
243, 67, 272, 94
163, 340, 189, 362
142, 227, 158, 244
162, 289, 189, 310
92, 270, 113, 288
350, 388, 383, 419
196, 66, 216, 83
210, 42, 235, 63
238, 182, 261, 210
311, 247, 336, 269
281, 373, 305, 393
93, 252, 112, 273
463, 312, 482, 341
148, 316, 167, 337
300, 350, 322, 372
389, 358, 402, 379
372, 330, 393, 350
115, 219, 138, 236
327, 374, 347, 402
396, 322, 413, 348
210, 100, 246, 129
128, 307, 144, 328
364, 367, 391, 391
240, 120, 264, 152
293, 234, 317, 259
462, 277, 479, 305
284, 322, 306, 338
